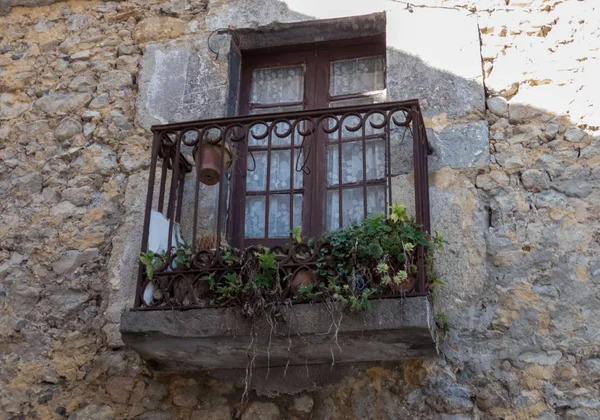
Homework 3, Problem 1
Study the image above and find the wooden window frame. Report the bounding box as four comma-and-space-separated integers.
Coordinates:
229, 35, 386, 248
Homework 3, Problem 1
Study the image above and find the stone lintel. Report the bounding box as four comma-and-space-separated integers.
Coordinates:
120, 297, 436, 371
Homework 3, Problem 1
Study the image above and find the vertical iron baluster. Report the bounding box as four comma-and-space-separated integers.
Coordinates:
265, 122, 273, 239
135, 131, 161, 307
337, 117, 343, 229
166, 131, 183, 270
385, 110, 392, 216
216, 127, 226, 248
421, 119, 431, 233
241, 125, 250, 249
191, 132, 201, 253
362, 113, 368, 219
157, 157, 168, 214
412, 106, 425, 295
289, 124, 295, 237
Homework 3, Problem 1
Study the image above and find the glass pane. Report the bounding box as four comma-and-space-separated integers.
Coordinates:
327, 140, 385, 186
326, 186, 386, 231
267, 194, 303, 238
251, 65, 304, 104
269, 194, 290, 237
270, 150, 291, 191
247, 150, 303, 192
326, 188, 364, 230
246, 151, 267, 191
293, 194, 302, 230
367, 185, 386, 216
245, 195, 265, 238
329, 56, 385, 96
326, 190, 339, 231
293, 148, 304, 189
342, 187, 364, 228
327, 142, 362, 185
366, 139, 385, 180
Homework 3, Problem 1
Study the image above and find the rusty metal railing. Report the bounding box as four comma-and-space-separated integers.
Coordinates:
134, 100, 430, 309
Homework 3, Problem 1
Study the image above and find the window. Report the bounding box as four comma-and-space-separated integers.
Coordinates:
230, 36, 387, 247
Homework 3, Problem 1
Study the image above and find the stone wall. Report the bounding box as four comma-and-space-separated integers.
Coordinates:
0, 0, 599, 419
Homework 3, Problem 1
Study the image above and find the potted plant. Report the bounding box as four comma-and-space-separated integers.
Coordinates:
193, 139, 233, 186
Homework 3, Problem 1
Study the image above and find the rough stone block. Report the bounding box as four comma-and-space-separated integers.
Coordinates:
136, 36, 232, 130
391, 121, 489, 174
427, 121, 490, 171
98, 70, 134, 92
0, 93, 30, 120
54, 117, 83, 141
33, 92, 91, 116
133, 17, 187, 44
487, 96, 508, 117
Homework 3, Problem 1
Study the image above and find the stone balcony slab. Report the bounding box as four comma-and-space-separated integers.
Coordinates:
120, 296, 436, 372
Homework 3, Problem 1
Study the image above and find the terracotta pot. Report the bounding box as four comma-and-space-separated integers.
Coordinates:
194, 142, 233, 186
290, 267, 316, 291
390, 274, 417, 294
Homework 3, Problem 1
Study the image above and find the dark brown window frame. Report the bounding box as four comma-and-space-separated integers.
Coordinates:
229, 35, 386, 249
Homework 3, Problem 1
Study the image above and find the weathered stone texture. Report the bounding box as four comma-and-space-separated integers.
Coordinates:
0, 0, 599, 419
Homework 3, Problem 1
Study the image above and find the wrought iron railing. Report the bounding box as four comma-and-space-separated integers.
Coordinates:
134, 100, 430, 309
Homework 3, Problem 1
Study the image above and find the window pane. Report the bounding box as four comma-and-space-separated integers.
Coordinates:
342, 187, 364, 227
326, 187, 365, 231
245, 195, 265, 238
329, 56, 385, 96
293, 193, 302, 230
269, 149, 303, 191
366, 139, 385, 180
246, 151, 267, 191
327, 140, 385, 186
247, 149, 303, 192
266, 194, 303, 238
326, 190, 339, 231
367, 185, 386, 216
251, 65, 304, 104
327, 142, 362, 185
270, 150, 292, 191
269, 194, 290, 237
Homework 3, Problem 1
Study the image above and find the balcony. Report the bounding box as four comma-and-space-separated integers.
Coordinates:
120, 100, 437, 373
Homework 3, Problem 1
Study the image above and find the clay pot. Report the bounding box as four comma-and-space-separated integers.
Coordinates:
390, 274, 417, 294
290, 267, 316, 291
194, 142, 233, 185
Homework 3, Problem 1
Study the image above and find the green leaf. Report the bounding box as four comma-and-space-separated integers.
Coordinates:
389, 203, 408, 223
290, 226, 302, 244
